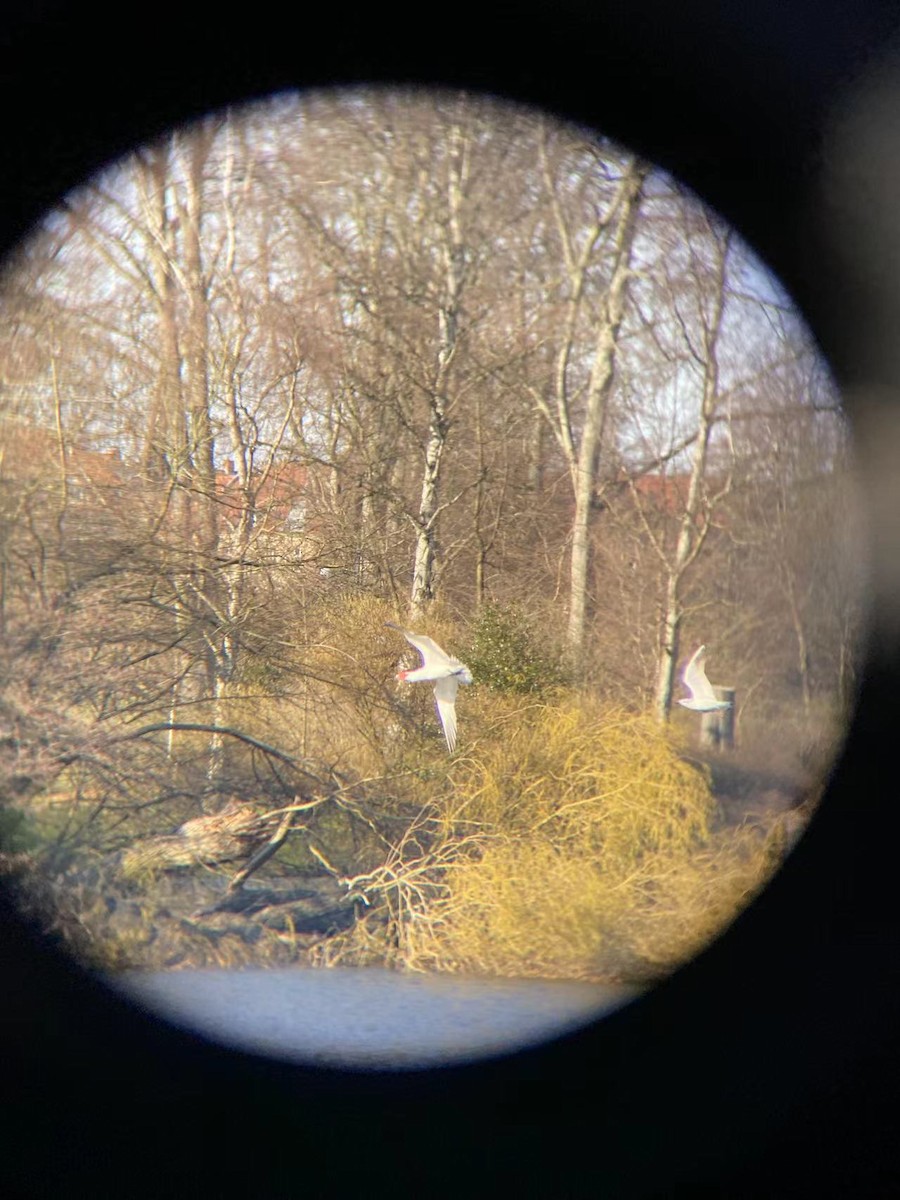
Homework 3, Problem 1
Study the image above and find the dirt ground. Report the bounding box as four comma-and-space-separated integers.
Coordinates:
700, 751, 819, 851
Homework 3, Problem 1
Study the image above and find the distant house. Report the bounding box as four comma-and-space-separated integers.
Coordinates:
0, 420, 124, 493
0, 421, 128, 547
0, 420, 320, 554
599, 468, 728, 533
211, 456, 332, 567
213, 457, 310, 532
622, 471, 693, 515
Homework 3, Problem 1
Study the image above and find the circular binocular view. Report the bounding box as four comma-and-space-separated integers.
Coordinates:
0, 88, 864, 1069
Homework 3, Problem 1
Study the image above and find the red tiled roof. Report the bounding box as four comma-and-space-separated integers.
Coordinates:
0, 421, 124, 489
625, 472, 692, 516
1, 422, 312, 531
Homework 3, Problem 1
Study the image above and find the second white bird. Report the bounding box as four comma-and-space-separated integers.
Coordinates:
677, 644, 732, 712
386, 622, 473, 753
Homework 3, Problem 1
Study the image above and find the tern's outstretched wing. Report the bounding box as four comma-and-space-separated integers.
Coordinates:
433, 675, 461, 753
683, 645, 718, 705
385, 621, 452, 669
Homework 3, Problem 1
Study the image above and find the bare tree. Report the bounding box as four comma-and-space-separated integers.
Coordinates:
648, 222, 734, 722
525, 129, 648, 659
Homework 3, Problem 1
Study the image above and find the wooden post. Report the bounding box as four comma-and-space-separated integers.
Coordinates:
699, 687, 735, 752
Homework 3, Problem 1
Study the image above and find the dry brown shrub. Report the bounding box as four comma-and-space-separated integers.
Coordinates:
324, 697, 776, 981
449, 698, 714, 856
282, 594, 410, 772
426, 840, 615, 979
617, 824, 775, 977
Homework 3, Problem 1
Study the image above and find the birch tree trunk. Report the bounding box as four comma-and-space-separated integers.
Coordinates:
180, 127, 218, 560
653, 228, 733, 723
138, 145, 185, 487
175, 128, 228, 788
409, 119, 468, 620
566, 160, 647, 653
529, 145, 648, 663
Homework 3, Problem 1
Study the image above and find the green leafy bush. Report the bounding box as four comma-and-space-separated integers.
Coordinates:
465, 604, 566, 695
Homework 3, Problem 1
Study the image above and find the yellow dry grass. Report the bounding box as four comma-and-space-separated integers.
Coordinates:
449, 698, 714, 852
324, 694, 778, 981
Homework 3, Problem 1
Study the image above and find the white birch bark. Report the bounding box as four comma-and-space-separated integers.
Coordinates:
529, 145, 648, 660
567, 161, 647, 652
652, 229, 734, 723
409, 119, 469, 619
